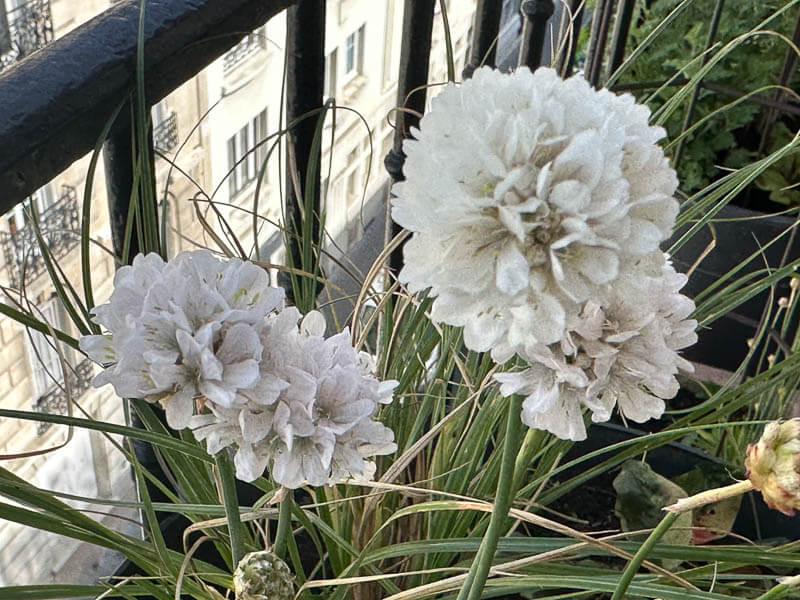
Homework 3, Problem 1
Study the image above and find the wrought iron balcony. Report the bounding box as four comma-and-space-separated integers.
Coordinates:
222, 29, 265, 74
153, 110, 179, 153
32, 358, 94, 435
0, 0, 54, 72
0, 185, 79, 287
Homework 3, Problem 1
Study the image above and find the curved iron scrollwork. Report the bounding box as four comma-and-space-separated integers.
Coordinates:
0, 0, 54, 72
153, 110, 179, 153
222, 30, 265, 74
32, 358, 94, 435
0, 184, 79, 287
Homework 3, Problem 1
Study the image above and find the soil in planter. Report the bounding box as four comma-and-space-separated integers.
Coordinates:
538, 468, 622, 537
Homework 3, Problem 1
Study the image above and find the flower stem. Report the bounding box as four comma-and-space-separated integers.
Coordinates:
273, 489, 293, 560
664, 480, 753, 513
611, 511, 680, 600
512, 428, 543, 493
215, 452, 244, 569
456, 395, 524, 600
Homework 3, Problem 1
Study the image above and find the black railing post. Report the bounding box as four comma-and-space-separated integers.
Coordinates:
584, 0, 614, 88
672, 0, 726, 169
103, 104, 156, 264
554, 0, 584, 77
385, 0, 436, 275
757, 7, 800, 154
103, 100, 168, 510
518, 0, 555, 70
606, 0, 635, 80
463, 0, 503, 78
283, 0, 325, 303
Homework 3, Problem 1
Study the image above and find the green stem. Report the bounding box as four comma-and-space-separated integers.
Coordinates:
512, 428, 542, 493
611, 511, 680, 600
215, 453, 244, 569
456, 395, 524, 600
273, 489, 293, 560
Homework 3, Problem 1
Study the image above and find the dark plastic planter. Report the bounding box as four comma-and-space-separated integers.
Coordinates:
565, 422, 800, 542
669, 203, 798, 373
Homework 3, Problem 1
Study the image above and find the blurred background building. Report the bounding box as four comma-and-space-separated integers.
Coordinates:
0, 0, 476, 586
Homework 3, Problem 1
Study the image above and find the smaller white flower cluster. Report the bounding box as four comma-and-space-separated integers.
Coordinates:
80, 250, 397, 486
189, 306, 397, 487
495, 256, 697, 440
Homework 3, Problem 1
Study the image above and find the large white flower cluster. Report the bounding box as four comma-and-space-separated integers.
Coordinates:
80, 250, 396, 486
392, 66, 679, 355
392, 66, 697, 439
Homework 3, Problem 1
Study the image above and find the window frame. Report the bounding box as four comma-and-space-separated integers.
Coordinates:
324, 47, 338, 98
343, 24, 365, 82
27, 298, 65, 398
227, 108, 269, 199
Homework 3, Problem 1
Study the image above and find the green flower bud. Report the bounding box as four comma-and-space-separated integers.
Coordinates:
233, 551, 295, 600
745, 419, 800, 516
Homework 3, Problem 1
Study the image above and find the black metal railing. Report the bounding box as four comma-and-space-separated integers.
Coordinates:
0, 0, 53, 72
32, 358, 94, 435
222, 29, 265, 73
0, 0, 294, 210
153, 110, 178, 153
0, 185, 79, 287
0, 0, 796, 295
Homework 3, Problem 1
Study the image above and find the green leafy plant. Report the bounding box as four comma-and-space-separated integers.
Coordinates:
622, 0, 800, 195
755, 121, 800, 205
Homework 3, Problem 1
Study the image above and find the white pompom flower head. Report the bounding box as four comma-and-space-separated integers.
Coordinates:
391, 66, 679, 358
79, 249, 398, 487
191, 308, 398, 487
79, 249, 285, 428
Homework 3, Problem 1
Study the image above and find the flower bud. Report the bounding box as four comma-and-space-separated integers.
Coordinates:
233, 551, 294, 600
745, 419, 800, 516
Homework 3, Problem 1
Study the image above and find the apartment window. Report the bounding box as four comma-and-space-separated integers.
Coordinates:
344, 24, 365, 79
227, 108, 268, 198
346, 168, 359, 202
344, 148, 360, 201
7, 183, 54, 234
501, 0, 521, 22
28, 299, 64, 397
324, 48, 338, 98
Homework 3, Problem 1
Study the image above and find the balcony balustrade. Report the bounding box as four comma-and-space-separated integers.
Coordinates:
32, 358, 94, 435
153, 110, 179, 153
0, 0, 53, 72
0, 185, 79, 287
222, 30, 265, 74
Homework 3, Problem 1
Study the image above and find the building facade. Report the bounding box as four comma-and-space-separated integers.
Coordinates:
0, 0, 476, 586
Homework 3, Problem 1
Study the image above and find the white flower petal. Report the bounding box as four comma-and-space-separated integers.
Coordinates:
163, 388, 195, 429
300, 311, 327, 337
495, 243, 530, 295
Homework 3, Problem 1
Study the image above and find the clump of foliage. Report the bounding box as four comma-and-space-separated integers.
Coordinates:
755, 121, 800, 205
622, 0, 799, 196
